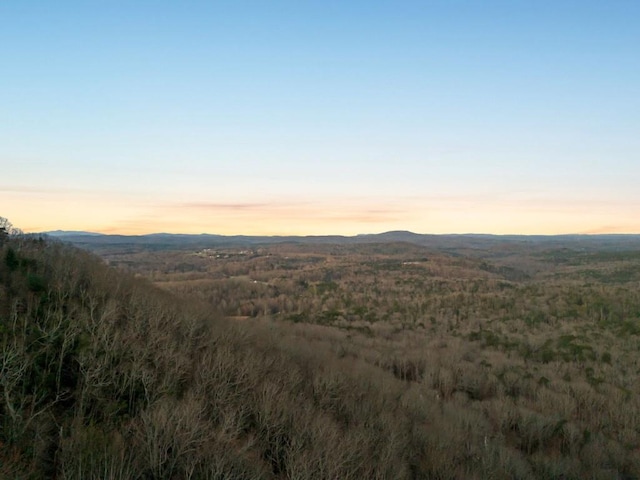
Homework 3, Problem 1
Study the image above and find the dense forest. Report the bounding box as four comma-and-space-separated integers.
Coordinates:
1, 228, 640, 479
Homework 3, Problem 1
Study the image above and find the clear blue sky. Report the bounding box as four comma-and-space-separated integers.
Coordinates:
2, 1, 639, 234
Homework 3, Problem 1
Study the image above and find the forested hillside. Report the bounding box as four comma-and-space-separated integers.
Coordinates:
1, 234, 639, 479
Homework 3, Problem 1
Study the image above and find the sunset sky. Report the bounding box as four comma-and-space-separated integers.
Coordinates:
2, 1, 639, 235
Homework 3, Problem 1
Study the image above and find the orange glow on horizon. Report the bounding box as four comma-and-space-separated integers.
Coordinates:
4, 188, 640, 236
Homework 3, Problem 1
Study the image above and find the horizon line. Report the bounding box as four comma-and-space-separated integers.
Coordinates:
35, 229, 640, 238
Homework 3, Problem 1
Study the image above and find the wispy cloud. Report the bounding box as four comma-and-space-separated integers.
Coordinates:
178, 202, 271, 211
91, 198, 413, 235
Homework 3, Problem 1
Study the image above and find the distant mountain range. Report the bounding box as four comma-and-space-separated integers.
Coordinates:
41, 229, 640, 254
44, 230, 106, 237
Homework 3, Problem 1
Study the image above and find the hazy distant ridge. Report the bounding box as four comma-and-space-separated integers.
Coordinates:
41, 230, 640, 254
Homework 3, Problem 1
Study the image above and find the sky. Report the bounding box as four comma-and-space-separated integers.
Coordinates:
1, 1, 639, 235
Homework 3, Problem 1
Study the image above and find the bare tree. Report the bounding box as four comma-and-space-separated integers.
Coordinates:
0, 216, 10, 242
0, 217, 22, 242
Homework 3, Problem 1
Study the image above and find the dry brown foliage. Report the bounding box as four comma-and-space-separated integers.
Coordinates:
2, 236, 640, 478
